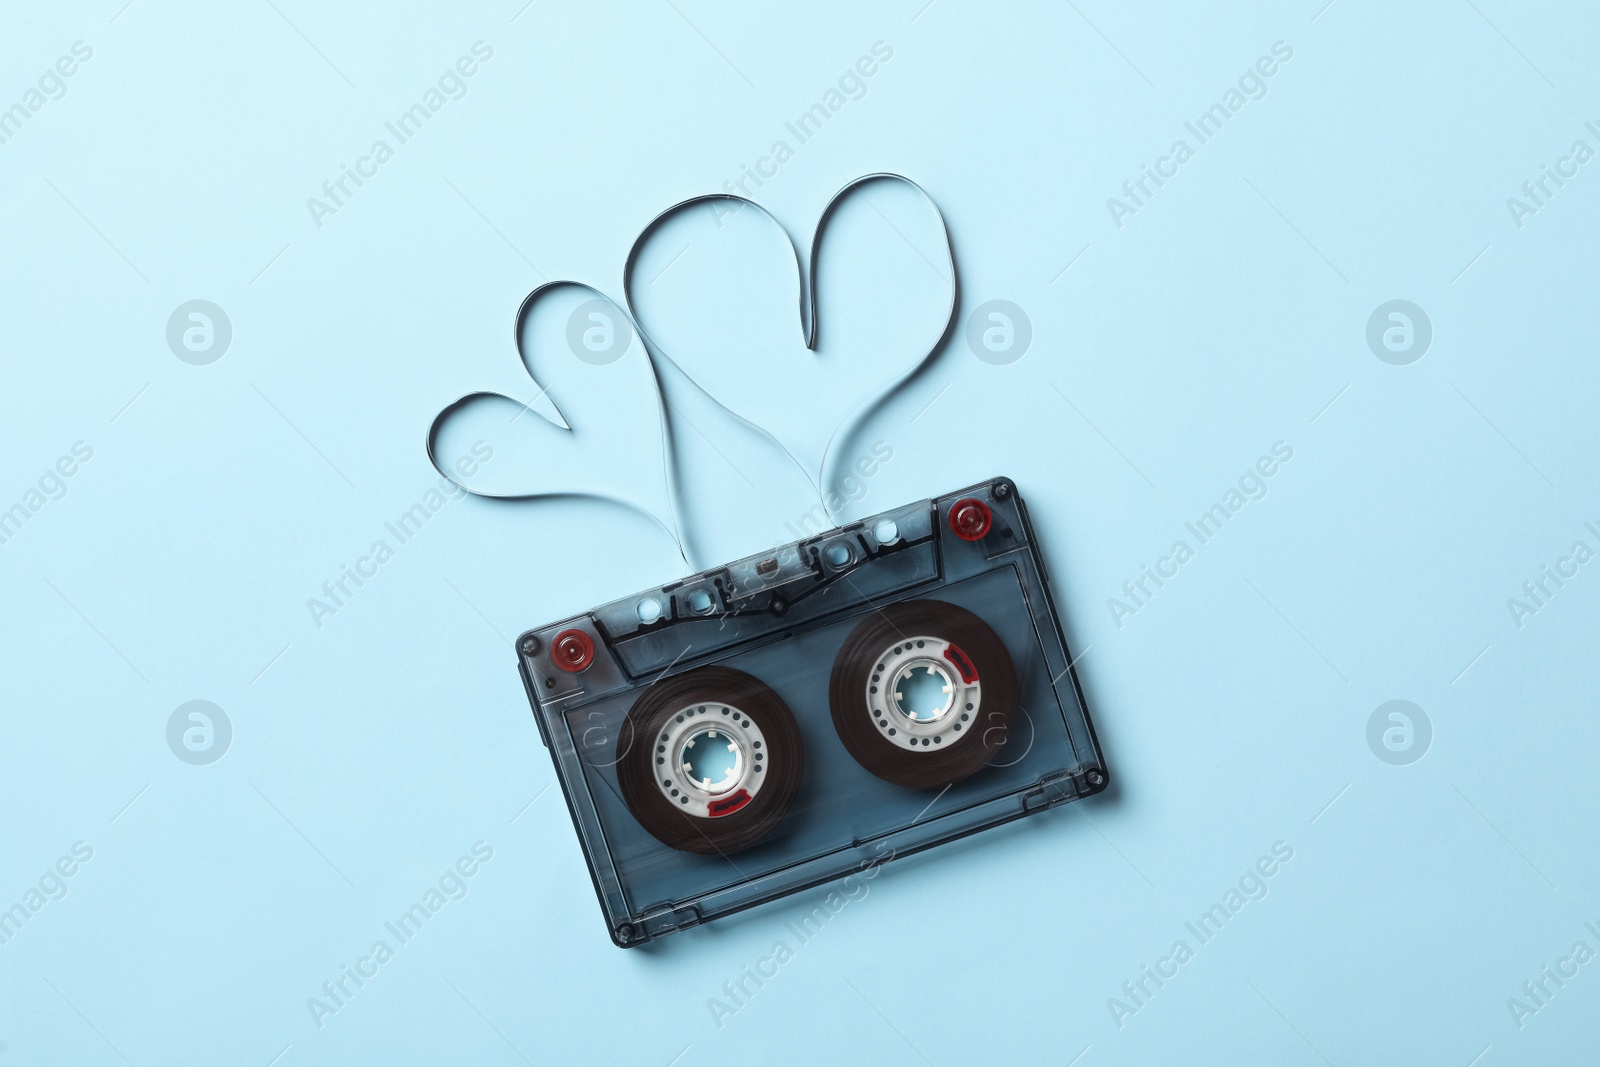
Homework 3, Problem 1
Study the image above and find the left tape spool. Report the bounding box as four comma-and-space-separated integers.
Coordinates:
616, 667, 806, 855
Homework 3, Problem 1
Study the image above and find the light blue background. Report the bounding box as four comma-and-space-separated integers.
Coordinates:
2, 1, 1598, 1063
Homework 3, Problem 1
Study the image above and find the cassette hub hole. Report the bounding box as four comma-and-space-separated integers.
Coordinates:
649, 699, 769, 817
892, 662, 955, 723
681, 728, 742, 793
862, 632, 984, 753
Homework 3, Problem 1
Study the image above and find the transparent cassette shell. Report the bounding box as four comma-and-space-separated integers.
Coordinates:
517, 478, 1108, 947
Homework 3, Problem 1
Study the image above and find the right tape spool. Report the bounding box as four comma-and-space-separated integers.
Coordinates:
828, 599, 1017, 789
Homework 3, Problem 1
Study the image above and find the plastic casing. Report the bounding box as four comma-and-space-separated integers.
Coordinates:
516, 478, 1108, 947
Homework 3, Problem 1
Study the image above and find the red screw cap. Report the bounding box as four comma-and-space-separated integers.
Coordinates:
949, 498, 993, 541
551, 628, 596, 672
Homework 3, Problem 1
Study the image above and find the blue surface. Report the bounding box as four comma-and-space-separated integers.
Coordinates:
2, 1, 1598, 1063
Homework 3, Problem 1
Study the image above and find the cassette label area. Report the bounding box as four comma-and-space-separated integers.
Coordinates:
517, 479, 1108, 946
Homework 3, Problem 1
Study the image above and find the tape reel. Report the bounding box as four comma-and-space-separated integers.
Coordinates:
616, 667, 804, 855
829, 600, 1017, 790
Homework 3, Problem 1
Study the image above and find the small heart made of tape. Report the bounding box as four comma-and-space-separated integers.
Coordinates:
426, 281, 682, 560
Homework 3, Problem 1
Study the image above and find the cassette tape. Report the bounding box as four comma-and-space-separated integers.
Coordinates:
517, 478, 1108, 946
